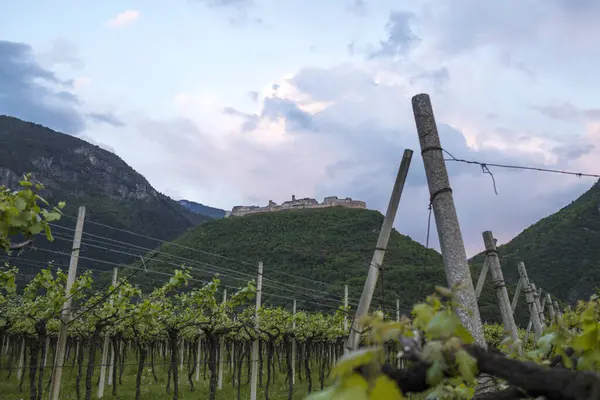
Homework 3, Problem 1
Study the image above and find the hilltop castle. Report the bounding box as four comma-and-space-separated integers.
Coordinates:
225, 195, 367, 218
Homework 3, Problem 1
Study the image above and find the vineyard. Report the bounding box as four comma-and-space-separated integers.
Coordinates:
2, 93, 600, 400
0, 265, 536, 400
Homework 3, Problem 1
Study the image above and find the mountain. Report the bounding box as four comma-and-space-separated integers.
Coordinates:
128, 206, 507, 322
0, 115, 209, 285
178, 199, 226, 219
470, 180, 600, 310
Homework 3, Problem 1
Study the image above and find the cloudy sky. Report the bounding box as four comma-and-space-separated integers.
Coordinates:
1, 0, 599, 256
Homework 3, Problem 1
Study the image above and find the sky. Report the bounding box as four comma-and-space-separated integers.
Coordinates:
1, 0, 599, 257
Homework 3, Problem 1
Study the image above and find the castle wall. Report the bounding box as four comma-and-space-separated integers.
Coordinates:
227, 196, 367, 217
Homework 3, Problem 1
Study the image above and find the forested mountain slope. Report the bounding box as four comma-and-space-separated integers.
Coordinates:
129, 207, 512, 322
470, 180, 600, 307
0, 115, 208, 284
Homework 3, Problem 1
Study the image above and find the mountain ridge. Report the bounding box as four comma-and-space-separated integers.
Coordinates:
178, 199, 226, 219
0, 115, 209, 284
469, 179, 600, 305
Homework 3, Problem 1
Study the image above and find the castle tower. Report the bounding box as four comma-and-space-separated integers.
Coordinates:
292, 194, 296, 201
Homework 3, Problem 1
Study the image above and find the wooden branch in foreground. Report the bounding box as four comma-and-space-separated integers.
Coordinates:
377, 344, 600, 400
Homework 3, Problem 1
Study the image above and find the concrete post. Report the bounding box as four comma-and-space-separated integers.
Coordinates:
98, 267, 118, 398
511, 277, 523, 313
531, 283, 546, 324
292, 299, 296, 385
343, 285, 348, 332
218, 289, 227, 390
482, 231, 519, 346
195, 338, 202, 382
412, 94, 494, 395
250, 262, 263, 400
411, 94, 486, 347
475, 258, 489, 301
345, 149, 413, 351
517, 262, 543, 339
553, 300, 562, 317
49, 206, 85, 400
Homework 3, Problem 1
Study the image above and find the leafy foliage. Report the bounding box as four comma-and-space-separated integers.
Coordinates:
0, 173, 64, 252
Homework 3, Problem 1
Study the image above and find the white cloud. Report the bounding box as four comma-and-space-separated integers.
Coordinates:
106, 10, 141, 28
65, 0, 600, 256
73, 76, 92, 89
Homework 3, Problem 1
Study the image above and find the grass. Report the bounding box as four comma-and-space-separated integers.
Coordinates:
0, 354, 335, 400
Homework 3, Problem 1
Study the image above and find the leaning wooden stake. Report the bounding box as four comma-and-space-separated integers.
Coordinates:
345, 149, 413, 351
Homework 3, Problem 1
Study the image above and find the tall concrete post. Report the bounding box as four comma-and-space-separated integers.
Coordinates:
49, 206, 86, 400
411, 94, 486, 347
345, 149, 413, 351
412, 94, 494, 395
482, 231, 519, 346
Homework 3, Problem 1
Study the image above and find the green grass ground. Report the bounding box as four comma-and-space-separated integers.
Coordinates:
0, 358, 336, 400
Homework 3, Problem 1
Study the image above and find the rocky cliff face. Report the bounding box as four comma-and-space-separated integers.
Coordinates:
0, 115, 207, 284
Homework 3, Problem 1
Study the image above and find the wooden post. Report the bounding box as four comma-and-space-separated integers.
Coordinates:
482, 231, 520, 346
250, 262, 263, 400
49, 206, 85, 400
98, 268, 118, 398
346, 149, 413, 351
218, 289, 227, 390
411, 94, 486, 346
517, 262, 543, 340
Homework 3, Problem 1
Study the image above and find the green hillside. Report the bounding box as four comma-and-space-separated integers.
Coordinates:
129, 206, 506, 322
0, 115, 208, 285
470, 180, 600, 309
